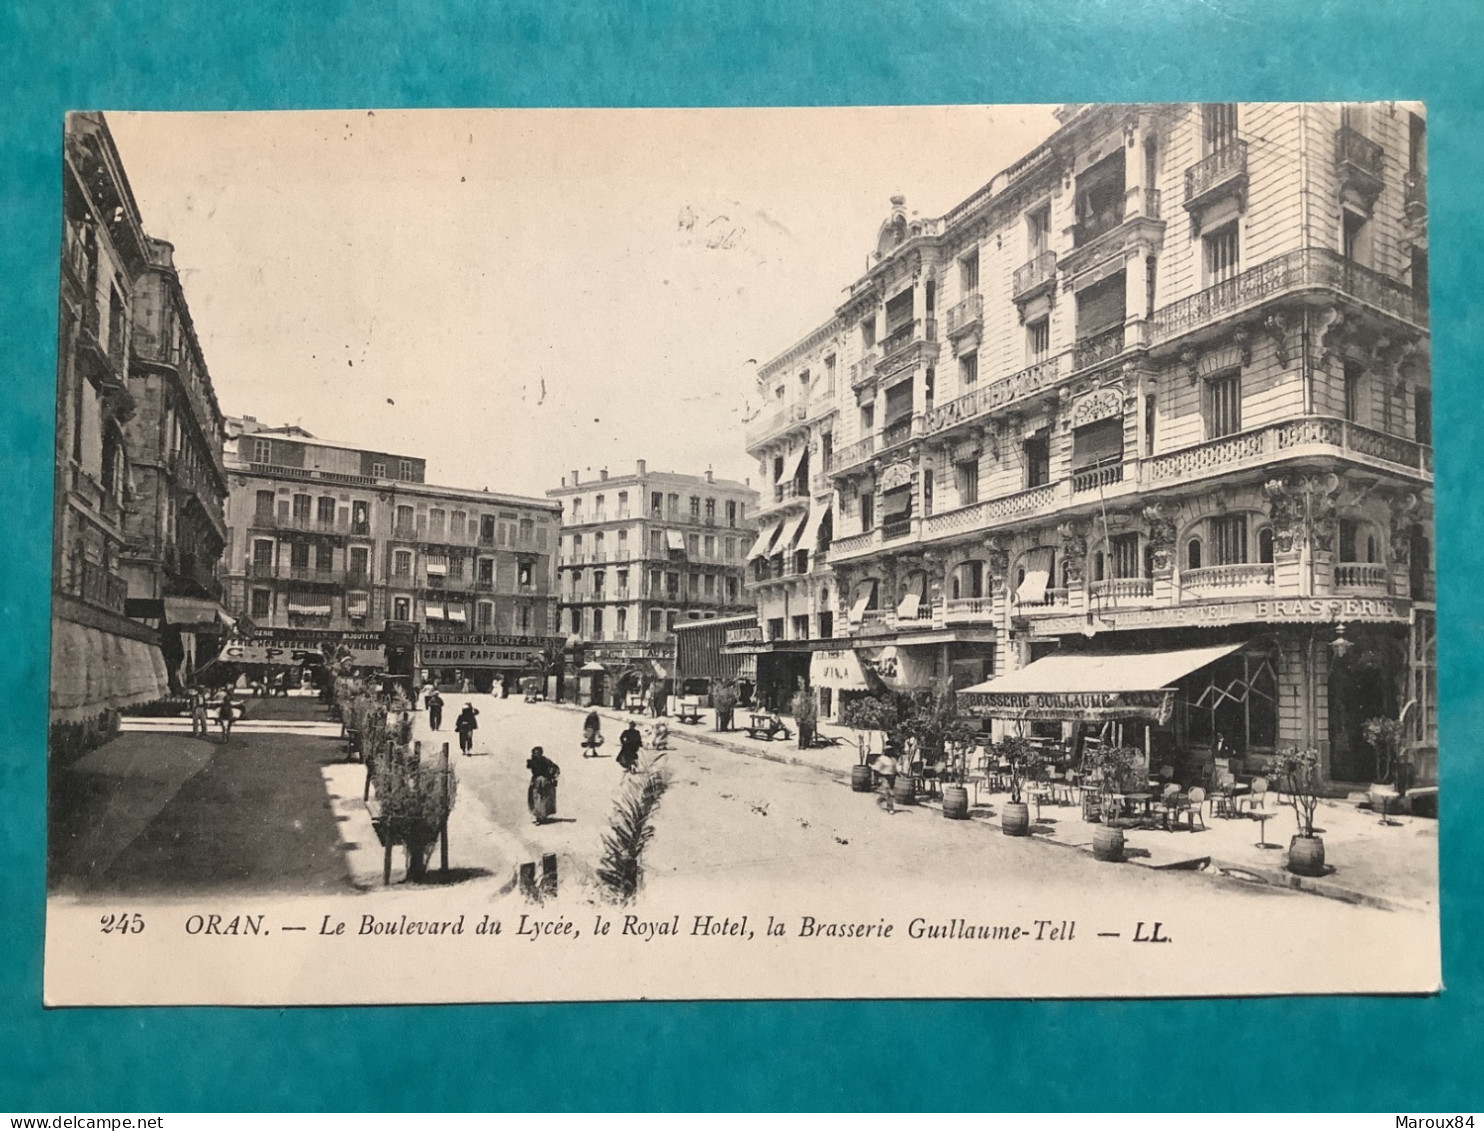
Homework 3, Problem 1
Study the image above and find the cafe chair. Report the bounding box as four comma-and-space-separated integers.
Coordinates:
1153, 782, 1183, 830
1239, 776, 1270, 815
1184, 786, 1207, 831
1211, 771, 1239, 819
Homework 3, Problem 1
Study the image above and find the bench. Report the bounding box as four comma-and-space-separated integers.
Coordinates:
745, 713, 792, 742
676, 698, 704, 725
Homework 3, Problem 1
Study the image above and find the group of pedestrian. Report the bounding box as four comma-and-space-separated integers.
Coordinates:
186, 685, 240, 744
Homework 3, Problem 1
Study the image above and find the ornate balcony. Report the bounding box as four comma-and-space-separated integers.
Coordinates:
921, 353, 1069, 440
945, 293, 984, 339
744, 401, 809, 449
943, 596, 994, 624
1184, 139, 1248, 211
850, 350, 881, 390
1335, 126, 1385, 201
1012, 251, 1057, 301
831, 435, 876, 477
1089, 578, 1153, 602
1071, 460, 1125, 495
875, 318, 938, 379
1182, 563, 1275, 592
1149, 247, 1428, 343
71, 560, 128, 615
1073, 324, 1125, 371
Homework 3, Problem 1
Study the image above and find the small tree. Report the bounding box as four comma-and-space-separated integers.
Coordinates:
596, 753, 672, 902
841, 694, 904, 766
1088, 744, 1141, 824
1269, 745, 1322, 838
1362, 716, 1409, 787
902, 681, 979, 783
998, 734, 1044, 805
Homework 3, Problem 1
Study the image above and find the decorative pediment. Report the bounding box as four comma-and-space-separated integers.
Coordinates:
1069, 386, 1125, 429
879, 460, 913, 492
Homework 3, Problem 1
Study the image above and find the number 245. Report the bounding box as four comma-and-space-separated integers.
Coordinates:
99, 913, 145, 935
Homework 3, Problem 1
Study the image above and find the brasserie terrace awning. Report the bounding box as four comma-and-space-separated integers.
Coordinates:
958, 643, 1247, 723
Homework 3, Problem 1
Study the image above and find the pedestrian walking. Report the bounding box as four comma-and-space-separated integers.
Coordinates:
870, 749, 900, 814
188, 686, 209, 739
526, 746, 561, 825
582, 709, 604, 758
616, 721, 644, 773
217, 689, 240, 744
649, 682, 665, 717
454, 702, 479, 755
426, 688, 444, 731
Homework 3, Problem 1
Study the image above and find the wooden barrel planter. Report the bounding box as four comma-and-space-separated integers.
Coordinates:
1001, 800, 1030, 836
942, 784, 970, 820
1287, 835, 1326, 877
891, 776, 917, 805
1092, 824, 1125, 862
850, 765, 875, 792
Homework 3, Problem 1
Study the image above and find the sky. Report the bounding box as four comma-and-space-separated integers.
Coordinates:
106, 105, 1062, 498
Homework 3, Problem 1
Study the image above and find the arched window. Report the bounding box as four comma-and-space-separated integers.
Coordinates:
950, 560, 985, 600
1187, 538, 1203, 571
1092, 551, 1106, 582
1258, 527, 1275, 564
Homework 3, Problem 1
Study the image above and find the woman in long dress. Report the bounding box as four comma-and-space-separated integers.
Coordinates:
582, 710, 603, 757
526, 746, 560, 824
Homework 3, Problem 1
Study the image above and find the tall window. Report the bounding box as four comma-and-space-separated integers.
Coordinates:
860, 491, 875, 532
617, 491, 629, 517
705, 497, 716, 522
396, 504, 414, 532
292, 494, 311, 521
616, 608, 628, 638
250, 590, 271, 617
316, 496, 335, 526
726, 500, 737, 527
394, 550, 412, 577
255, 490, 275, 519
290, 542, 310, 569
824, 355, 837, 391
252, 438, 272, 464
960, 249, 980, 294
1205, 372, 1242, 439
1027, 205, 1051, 257
959, 351, 978, 389
1110, 533, 1142, 578
1204, 222, 1240, 285
1342, 209, 1369, 265
393, 596, 410, 620
689, 496, 701, 520
428, 508, 445, 539
1027, 318, 1050, 363
252, 539, 274, 568
1211, 515, 1248, 565
1203, 103, 1239, 153
1344, 361, 1365, 423
860, 404, 875, 434
955, 459, 979, 506
1415, 389, 1432, 446
1025, 435, 1051, 487
398, 459, 413, 480
349, 546, 369, 577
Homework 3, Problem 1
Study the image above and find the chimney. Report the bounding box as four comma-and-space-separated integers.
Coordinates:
705, 468, 714, 483
571, 469, 580, 485
636, 459, 647, 476
599, 468, 609, 481
560, 476, 566, 487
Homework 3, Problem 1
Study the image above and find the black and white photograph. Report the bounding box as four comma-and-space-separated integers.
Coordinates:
44, 102, 1439, 1004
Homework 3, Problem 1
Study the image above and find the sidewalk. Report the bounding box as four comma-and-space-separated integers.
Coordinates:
552, 698, 1438, 913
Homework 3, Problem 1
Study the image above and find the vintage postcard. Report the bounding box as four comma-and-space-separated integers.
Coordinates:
45, 104, 1439, 1005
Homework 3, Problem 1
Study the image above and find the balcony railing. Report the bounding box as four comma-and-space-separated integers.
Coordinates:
1335, 563, 1388, 589
1073, 199, 1126, 247
1012, 251, 1057, 299
1090, 578, 1153, 602
1019, 588, 1070, 609
74, 560, 128, 615
1335, 126, 1385, 184
882, 514, 915, 541
944, 596, 994, 623
881, 413, 922, 450
1074, 324, 1126, 371
850, 350, 880, 388
771, 481, 810, 505
831, 435, 876, 476
877, 318, 937, 368
392, 523, 418, 540
1071, 460, 1125, 494
921, 352, 1069, 439
1182, 563, 1275, 590
744, 401, 809, 447
945, 293, 985, 337
1184, 139, 1248, 205
1150, 247, 1428, 342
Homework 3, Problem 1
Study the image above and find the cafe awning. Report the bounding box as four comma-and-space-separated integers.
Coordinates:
810, 648, 872, 691
747, 520, 783, 561
958, 643, 1248, 722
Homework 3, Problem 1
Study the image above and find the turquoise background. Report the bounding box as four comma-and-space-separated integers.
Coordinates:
2, 0, 1480, 1112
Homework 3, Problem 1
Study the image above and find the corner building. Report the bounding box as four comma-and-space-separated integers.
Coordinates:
222, 419, 560, 689
743, 102, 1433, 787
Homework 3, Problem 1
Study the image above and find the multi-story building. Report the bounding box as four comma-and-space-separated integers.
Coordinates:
222, 418, 561, 690
52, 113, 230, 725
741, 102, 1433, 788
547, 461, 758, 706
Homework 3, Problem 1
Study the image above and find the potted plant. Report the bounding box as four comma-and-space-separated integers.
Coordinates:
842, 694, 903, 793
1089, 745, 1140, 861
1362, 716, 1412, 824
1268, 745, 1325, 876
791, 688, 819, 750
997, 734, 1042, 836
902, 681, 979, 820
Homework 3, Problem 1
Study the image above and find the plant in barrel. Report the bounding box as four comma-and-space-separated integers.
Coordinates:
1270, 744, 1326, 877
1086, 744, 1140, 861
1362, 715, 1414, 824
995, 733, 1043, 836
903, 681, 979, 819
841, 694, 904, 793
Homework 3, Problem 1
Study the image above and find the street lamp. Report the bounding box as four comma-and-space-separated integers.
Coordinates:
1330, 621, 1354, 660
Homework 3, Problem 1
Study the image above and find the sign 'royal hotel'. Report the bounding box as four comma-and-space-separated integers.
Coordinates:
738, 102, 1433, 789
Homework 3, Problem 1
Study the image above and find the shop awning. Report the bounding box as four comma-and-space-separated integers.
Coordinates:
863, 645, 937, 691
747, 520, 783, 561
778, 443, 807, 484
1015, 548, 1054, 605
666, 529, 686, 552
286, 601, 332, 616
426, 602, 448, 621
797, 500, 829, 553
346, 594, 370, 615
163, 596, 234, 629
959, 643, 1248, 722
810, 648, 872, 691
446, 605, 467, 623
425, 558, 448, 576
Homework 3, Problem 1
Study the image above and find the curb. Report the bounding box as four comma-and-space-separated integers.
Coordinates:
538, 701, 1422, 913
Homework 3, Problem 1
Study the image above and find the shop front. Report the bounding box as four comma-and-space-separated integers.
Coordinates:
809, 647, 872, 720
417, 632, 556, 695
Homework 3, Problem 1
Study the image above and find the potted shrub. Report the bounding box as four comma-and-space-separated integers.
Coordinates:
1271, 745, 1325, 876
1089, 745, 1140, 861
791, 688, 819, 750
998, 734, 1042, 836
1362, 716, 1412, 824
902, 682, 979, 820
842, 695, 901, 793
